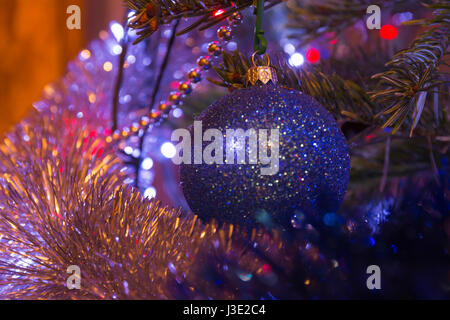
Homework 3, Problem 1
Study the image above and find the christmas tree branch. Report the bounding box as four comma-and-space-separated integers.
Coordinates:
371, 2, 450, 135
209, 50, 376, 123
209, 50, 448, 184
349, 132, 447, 189
285, 0, 421, 45
124, 0, 283, 43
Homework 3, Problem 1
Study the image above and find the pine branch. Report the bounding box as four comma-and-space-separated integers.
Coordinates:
285, 0, 419, 45
124, 0, 283, 43
210, 50, 376, 123
349, 132, 448, 188
371, 2, 450, 135
208, 50, 449, 183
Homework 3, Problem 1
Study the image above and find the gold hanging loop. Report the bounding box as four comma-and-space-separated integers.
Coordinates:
246, 52, 278, 86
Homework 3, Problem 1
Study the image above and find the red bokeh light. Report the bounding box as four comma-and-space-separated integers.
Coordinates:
380, 25, 398, 40
306, 48, 320, 63
213, 9, 225, 17
170, 81, 180, 89
262, 264, 272, 273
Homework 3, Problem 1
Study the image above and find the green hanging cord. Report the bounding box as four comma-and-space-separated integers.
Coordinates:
253, 0, 267, 55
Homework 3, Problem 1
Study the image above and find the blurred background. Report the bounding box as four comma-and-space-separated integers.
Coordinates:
0, 0, 256, 209
0, 0, 124, 134
0, 0, 447, 300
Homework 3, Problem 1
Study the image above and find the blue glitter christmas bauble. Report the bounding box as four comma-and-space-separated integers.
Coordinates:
180, 84, 350, 228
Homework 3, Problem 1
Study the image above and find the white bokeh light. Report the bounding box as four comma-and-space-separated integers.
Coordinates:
141, 158, 154, 170
172, 108, 183, 118
284, 43, 296, 55
161, 142, 176, 158
110, 22, 124, 42
126, 55, 136, 64
124, 146, 133, 155
144, 187, 157, 199
112, 44, 123, 55
288, 53, 305, 67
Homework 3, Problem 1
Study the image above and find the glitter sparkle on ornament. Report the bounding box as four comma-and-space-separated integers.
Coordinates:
180, 84, 350, 228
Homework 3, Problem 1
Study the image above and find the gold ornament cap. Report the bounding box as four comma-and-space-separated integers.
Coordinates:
246, 53, 278, 86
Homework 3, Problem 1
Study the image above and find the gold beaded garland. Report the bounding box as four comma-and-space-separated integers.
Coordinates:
168, 92, 181, 104
179, 82, 192, 94
139, 116, 150, 127
227, 12, 243, 26
109, 21, 237, 145
150, 111, 161, 119
197, 56, 211, 70
112, 130, 121, 140
121, 127, 131, 138
158, 102, 169, 111
130, 123, 140, 133
207, 42, 222, 56
188, 69, 201, 83
217, 26, 232, 42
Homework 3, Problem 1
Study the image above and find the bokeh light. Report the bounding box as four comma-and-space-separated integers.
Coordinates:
380, 25, 398, 40
306, 48, 320, 63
